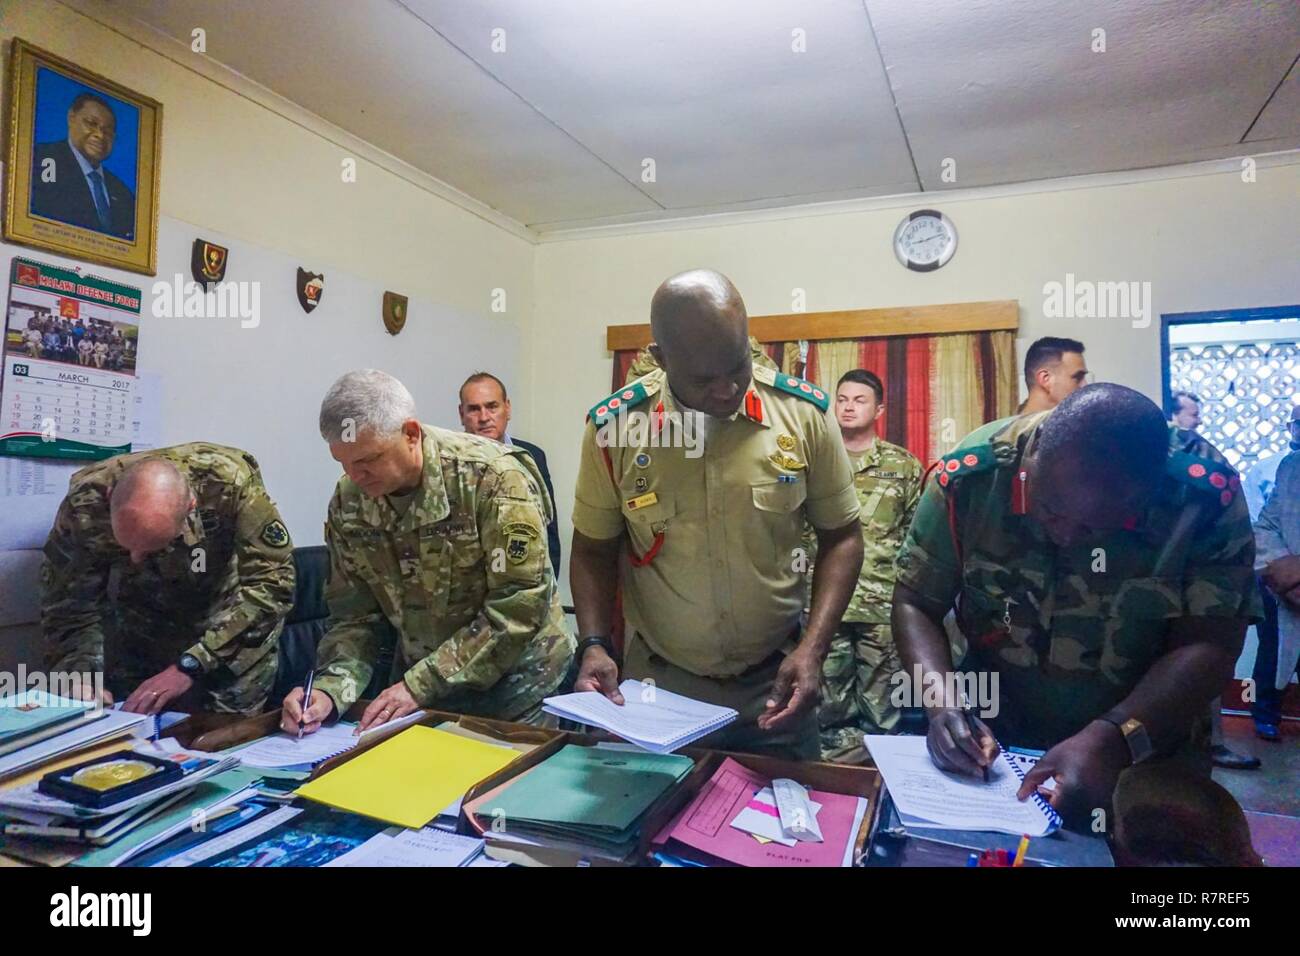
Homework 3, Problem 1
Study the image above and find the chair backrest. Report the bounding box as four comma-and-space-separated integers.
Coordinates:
271, 546, 331, 704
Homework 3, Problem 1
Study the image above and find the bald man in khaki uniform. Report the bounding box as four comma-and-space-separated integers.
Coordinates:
571, 270, 863, 759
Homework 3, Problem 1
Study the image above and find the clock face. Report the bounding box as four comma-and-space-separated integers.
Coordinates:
893, 209, 957, 271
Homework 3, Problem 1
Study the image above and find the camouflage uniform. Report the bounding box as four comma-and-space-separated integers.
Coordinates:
312, 425, 574, 723
623, 335, 778, 385
41, 443, 295, 714
895, 413, 1263, 753
573, 367, 860, 760
808, 438, 922, 762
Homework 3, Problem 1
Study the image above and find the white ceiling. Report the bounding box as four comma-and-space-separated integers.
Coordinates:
101, 0, 1300, 232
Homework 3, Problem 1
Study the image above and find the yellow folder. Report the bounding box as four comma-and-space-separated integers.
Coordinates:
294, 725, 518, 829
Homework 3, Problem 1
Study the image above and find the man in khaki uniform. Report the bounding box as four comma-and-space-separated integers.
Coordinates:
571, 270, 864, 760
810, 369, 921, 762
623, 334, 777, 384
42, 443, 295, 715
283, 370, 574, 735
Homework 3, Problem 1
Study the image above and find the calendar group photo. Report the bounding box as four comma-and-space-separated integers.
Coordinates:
0, 257, 141, 460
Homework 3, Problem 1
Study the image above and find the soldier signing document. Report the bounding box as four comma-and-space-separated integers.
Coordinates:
41, 443, 296, 715
571, 270, 864, 760
282, 369, 574, 735
892, 384, 1261, 840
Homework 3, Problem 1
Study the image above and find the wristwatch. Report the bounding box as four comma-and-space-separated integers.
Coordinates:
576, 635, 615, 662
1098, 715, 1153, 765
177, 652, 205, 678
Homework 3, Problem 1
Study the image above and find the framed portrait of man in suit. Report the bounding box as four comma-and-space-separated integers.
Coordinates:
4, 39, 162, 275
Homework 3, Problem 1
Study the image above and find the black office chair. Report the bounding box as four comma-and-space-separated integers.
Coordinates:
270, 545, 395, 708
271, 546, 331, 704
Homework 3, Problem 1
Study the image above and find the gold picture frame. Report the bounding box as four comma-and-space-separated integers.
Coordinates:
4, 39, 162, 275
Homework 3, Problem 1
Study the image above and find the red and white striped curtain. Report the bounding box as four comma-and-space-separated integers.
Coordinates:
614, 330, 1017, 467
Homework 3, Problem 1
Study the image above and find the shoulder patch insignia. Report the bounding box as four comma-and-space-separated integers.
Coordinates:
506, 533, 532, 564
260, 519, 291, 548
588, 379, 654, 426
1167, 451, 1239, 506
769, 374, 829, 411
933, 443, 997, 489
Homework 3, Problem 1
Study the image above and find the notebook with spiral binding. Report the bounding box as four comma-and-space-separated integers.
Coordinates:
864, 734, 1061, 837
998, 745, 1063, 832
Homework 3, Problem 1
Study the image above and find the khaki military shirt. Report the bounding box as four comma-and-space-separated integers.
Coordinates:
314, 426, 574, 719
895, 414, 1263, 749
41, 442, 295, 712
573, 367, 859, 677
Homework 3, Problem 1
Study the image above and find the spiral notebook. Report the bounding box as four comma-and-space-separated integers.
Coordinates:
234, 711, 426, 769
864, 734, 1061, 837
543, 680, 737, 753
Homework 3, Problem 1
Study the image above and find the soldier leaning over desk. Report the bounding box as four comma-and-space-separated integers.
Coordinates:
41, 443, 295, 715
891, 384, 1262, 842
570, 269, 864, 760
281, 369, 574, 735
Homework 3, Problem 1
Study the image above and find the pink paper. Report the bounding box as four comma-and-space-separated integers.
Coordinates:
652, 757, 862, 867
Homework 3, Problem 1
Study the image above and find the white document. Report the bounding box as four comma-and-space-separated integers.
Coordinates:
864, 734, 1060, 837
232, 711, 426, 769
324, 826, 485, 868
542, 680, 737, 753
730, 785, 823, 847
0, 457, 79, 551
773, 777, 824, 842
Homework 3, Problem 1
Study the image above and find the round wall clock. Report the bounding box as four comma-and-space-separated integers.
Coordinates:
893, 209, 958, 272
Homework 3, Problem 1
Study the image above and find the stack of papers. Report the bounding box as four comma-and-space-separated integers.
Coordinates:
0, 691, 94, 755
465, 743, 694, 865
863, 734, 1060, 837
0, 707, 153, 783
542, 680, 737, 753
294, 725, 520, 829
0, 739, 240, 848
651, 757, 867, 867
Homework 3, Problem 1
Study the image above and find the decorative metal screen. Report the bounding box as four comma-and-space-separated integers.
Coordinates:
1170, 340, 1300, 471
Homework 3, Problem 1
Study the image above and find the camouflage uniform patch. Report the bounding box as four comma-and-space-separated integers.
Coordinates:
40, 442, 295, 715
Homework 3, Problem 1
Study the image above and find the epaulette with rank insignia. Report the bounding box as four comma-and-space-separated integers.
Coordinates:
588, 376, 656, 426
767, 372, 830, 412
1167, 450, 1240, 507
933, 443, 998, 489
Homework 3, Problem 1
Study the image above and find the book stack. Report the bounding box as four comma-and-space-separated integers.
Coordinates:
465, 743, 694, 866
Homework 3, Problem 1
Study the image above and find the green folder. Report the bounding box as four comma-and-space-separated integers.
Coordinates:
489, 745, 693, 833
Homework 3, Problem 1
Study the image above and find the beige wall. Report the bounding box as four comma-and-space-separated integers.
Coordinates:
528, 162, 1300, 596
0, 0, 536, 664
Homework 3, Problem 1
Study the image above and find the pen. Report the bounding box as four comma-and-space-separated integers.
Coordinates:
1013, 834, 1030, 867
297, 669, 315, 740
960, 691, 994, 782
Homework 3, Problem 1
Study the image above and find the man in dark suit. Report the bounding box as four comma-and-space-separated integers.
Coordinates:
458, 372, 562, 576
31, 92, 135, 239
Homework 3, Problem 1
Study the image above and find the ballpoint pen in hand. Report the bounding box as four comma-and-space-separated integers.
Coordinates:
297, 669, 315, 740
